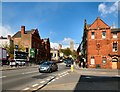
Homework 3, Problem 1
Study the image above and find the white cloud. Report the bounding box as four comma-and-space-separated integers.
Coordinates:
50, 42, 59, 49
62, 38, 74, 44
98, 1, 119, 17
0, 25, 14, 37
50, 37, 80, 50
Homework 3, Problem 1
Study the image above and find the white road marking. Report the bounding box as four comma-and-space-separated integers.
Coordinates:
56, 77, 59, 80
51, 76, 54, 79
0, 76, 6, 79
47, 82, 51, 84
46, 78, 50, 81
51, 79, 56, 82
38, 84, 44, 88
22, 71, 37, 74
23, 87, 30, 90
40, 81, 45, 83
32, 84, 39, 87
66, 73, 69, 75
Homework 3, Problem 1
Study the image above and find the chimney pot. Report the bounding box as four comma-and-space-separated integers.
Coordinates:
8, 35, 11, 39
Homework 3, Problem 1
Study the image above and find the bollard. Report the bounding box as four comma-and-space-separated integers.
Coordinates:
71, 64, 74, 72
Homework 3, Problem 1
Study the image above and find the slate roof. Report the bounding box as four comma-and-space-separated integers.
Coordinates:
111, 28, 120, 32
12, 29, 35, 38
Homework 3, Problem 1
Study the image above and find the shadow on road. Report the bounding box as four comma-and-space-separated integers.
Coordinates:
74, 75, 120, 91
32, 73, 53, 79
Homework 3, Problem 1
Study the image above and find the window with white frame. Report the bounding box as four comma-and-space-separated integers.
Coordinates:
113, 33, 117, 39
90, 57, 95, 65
102, 31, 106, 39
113, 43, 117, 52
91, 32, 95, 39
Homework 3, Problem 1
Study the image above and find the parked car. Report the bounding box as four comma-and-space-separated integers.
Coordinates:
39, 61, 58, 73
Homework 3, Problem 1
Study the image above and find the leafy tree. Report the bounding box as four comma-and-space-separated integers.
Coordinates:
2, 43, 14, 59
60, 48, 72, 56
17, 41, 25, 51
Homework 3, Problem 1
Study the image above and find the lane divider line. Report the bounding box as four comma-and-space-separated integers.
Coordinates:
32, 84, 39, 87
0, 76, 6, 79
40, 81, 45, 84
23, 87, 30, 90
22, 71, 37, 75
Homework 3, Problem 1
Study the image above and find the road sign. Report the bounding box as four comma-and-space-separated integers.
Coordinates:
15, 45, 18, 49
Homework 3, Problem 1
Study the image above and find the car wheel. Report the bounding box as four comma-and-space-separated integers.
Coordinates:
49, 69, 52, 73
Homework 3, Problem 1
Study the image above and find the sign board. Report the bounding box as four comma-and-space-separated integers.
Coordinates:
30, 48, 35, 58
15, 45, 18, 49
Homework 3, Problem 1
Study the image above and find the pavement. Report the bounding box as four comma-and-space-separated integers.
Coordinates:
0, 64, 39, 71
39, 68, 120, 91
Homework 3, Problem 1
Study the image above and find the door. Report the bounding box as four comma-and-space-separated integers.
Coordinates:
112, 62, 117, 69
112, 58, 118, 69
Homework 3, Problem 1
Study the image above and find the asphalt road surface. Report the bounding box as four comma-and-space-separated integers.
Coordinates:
1, 63, 68, 91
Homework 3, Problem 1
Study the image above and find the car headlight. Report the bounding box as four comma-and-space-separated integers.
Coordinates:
45, 66, 49, 69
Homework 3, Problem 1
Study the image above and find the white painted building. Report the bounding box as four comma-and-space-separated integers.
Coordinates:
0, 35, 13, 47
50, 49, 59, 61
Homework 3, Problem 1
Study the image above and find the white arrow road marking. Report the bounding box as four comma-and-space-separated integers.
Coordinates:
32, 84, 39, 87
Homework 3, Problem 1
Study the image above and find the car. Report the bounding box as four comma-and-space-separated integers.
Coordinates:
64, 58, 74, 67
39, 61, 58, 73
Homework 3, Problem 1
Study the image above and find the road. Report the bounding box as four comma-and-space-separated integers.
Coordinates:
1, 63, 69, 91
39, 68, 120, 91
1, 64, 120, 92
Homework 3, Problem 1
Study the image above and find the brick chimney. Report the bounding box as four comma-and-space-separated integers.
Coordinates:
21, 26, 25, 35
8, 35, 11, 39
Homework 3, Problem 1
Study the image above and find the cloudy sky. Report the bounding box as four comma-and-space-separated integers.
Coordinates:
1, 0, 119, 50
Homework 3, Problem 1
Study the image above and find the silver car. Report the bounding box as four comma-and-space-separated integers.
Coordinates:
39, 61, 58, 73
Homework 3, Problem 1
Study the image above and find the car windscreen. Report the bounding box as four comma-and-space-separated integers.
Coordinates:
41, 62, 51, 65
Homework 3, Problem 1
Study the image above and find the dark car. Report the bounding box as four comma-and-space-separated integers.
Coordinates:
64, 58, 73, 67
39, 61, 58, 73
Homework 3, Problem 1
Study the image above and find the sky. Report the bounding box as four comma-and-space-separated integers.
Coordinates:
1, 0, 119, 50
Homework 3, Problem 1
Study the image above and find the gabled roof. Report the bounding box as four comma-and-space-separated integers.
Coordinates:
12, 29, 35, 38
89, 17, 110, 29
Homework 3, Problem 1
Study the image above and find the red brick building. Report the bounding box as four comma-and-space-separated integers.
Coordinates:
12, 26, 50, 63
80, 17, 120, 69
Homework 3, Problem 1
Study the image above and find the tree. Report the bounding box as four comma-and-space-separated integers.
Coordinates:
17, 41, 25, 51
59, 48, 72, 56
2, 43, 14, 59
